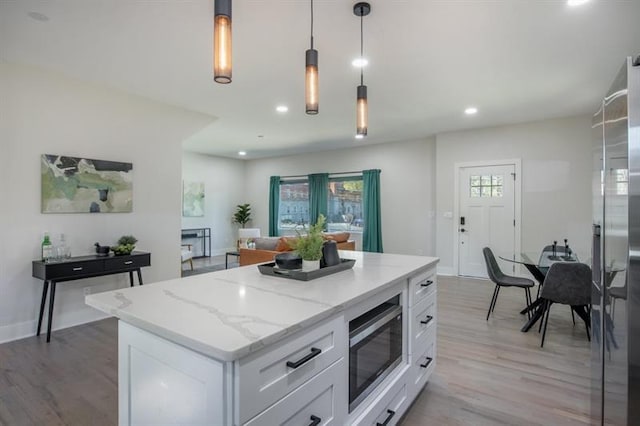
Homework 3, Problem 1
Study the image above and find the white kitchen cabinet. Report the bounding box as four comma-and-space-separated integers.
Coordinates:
237, 315, 345, 423
87, 252, 439, 425
244, 358, 347, 426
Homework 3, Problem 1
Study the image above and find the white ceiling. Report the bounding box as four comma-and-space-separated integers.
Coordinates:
2, 0, 639, 159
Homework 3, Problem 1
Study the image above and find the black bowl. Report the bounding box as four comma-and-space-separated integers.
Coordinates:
95, 244, 110, 256
275, 252, 302, 270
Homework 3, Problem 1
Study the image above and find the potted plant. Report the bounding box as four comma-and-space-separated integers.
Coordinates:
113, 235, 138, 255
233, 203, 252, 228
288, 214, 326, 272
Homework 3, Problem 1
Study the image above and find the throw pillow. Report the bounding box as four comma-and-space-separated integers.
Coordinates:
276, 237, 296, 252
253, 237, 279, 251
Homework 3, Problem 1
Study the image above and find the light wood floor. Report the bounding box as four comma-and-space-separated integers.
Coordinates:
0, 275, 590, 425
400, 275, 591, 426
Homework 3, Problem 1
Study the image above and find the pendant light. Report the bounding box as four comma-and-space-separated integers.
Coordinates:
354, 2, 370, 137
214, 0, 232, 84
305, 0, 319, 114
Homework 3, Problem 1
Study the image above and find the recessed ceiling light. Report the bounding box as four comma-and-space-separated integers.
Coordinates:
567, 0, 589, 6
276, 105, 288, 113
352, 58, 369, 68
355, 134, 365, 140
464, 107, 478, 115
27, 11, 49, 22
238, 151, 247, 156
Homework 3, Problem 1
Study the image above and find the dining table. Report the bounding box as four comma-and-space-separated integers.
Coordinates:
499, 249, 583, 332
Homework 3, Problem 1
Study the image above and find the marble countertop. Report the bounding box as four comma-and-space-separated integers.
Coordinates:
85, 251, 438, 361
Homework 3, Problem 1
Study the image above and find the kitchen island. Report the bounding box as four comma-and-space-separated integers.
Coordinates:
86, 251, 439, 425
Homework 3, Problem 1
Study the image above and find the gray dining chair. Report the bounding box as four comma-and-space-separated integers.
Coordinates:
483, 247, 535, 321
539, 262, 591, 347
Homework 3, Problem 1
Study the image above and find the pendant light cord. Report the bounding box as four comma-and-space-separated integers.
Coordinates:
360, 6, 364, 85
310, 0, 314, 49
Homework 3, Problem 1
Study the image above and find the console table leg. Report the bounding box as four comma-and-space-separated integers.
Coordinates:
137, 269, 143, 285
46, 281, 57, 343
129, 271, 134, 287
36, 280, 49, 336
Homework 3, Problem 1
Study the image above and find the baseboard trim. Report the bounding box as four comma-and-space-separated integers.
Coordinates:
0, 309, 111, 345
437, 265, 454, 276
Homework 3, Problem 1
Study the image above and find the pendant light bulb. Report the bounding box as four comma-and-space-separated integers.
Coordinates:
357, 85, 368, 136
214, 0, 232, 84
306, 49, 319, 114
305, 0, 319, 114
354, 3, 371, 136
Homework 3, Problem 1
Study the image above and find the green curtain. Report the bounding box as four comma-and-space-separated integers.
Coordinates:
268, 176, 280, 236
363, 169, 383, 253
308, 173, 329, 226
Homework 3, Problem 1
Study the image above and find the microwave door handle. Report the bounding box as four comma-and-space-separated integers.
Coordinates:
349, 306, 402, 348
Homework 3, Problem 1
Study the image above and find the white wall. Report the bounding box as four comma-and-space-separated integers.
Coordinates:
244, 139, 437, 257
181, 152, 246, 256
435, 115, 593, 275
0, 64, 213, 343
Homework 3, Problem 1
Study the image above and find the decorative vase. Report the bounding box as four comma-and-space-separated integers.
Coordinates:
302, 259, 320, 272
321, 241, 340, 267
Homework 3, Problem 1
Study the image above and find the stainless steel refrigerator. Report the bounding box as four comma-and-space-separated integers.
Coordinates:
591, 55, 640, 426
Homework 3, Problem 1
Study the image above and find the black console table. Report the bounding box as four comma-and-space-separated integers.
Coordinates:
32, 251, 151, 342
181, 228, 211, 258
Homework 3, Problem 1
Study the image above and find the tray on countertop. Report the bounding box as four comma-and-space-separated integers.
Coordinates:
257, 258, 356, 281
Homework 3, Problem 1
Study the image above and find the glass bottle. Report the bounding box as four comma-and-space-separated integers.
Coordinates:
42, 232, 53, 263
58, 233, 71, 260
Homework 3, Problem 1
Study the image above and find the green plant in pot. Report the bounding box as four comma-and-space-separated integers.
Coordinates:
288, 214, 325, 272
233, 203, 252, 228
113, 235, 137, 255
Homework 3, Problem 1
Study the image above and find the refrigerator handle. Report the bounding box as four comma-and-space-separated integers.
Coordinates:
592, 224, 602, 285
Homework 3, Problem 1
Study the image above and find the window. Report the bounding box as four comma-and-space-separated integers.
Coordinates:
327, 178, 364, 232
278, 181, 309, 231
470, 175, 503, 198
277, 174, 364, 233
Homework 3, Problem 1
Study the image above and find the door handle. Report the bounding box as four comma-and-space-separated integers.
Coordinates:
420, 315, 434, 325
309, 415, 321, 426
460, 228, 466, 233
286, 347, 321, 369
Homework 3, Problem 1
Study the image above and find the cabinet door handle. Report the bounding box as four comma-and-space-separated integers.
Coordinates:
309, 415, 321, 426
376, 409, 396, 426
420, 357, 433, 369
286, 347, 322, 369
124, 261, 133, 265
420, 280, 433, 287
72, 267, 83, 271
420, 315, 434, 325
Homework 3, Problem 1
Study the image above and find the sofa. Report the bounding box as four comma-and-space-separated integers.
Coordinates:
239, 232, 356, 266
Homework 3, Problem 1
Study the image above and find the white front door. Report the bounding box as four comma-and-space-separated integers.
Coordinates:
458, 164, 516, 278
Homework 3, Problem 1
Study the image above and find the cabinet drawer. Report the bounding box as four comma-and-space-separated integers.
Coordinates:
410, 291, 437, 348
238, 315, 346, 424
104, 253, 150, 271
408, 267, 436, 307
46, 261, 103, 280
409, 332, 436, 399
244, 358, 346, 426
353, 374, 410, 426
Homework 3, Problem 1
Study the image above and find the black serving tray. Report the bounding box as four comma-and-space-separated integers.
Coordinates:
258, 258, 356, 281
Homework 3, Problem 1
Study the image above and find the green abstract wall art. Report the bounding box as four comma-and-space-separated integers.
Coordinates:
183, 181, 205, 217
41, 154, 133, 213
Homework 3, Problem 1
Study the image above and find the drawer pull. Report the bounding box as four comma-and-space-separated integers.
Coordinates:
420, 280, 433, 287
72, 267, 83, 271
376, 409, 396, 426
420, 315, 434, 325
124, 261, 133, 265
286, 347, 322, 369
420, 357, 433, 369
309, 415, 321, 426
